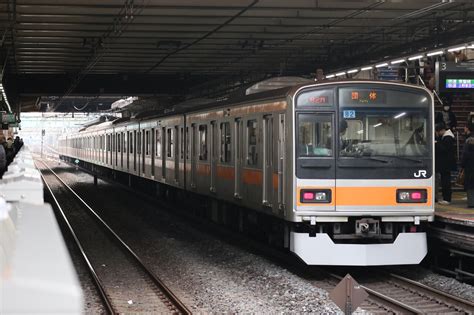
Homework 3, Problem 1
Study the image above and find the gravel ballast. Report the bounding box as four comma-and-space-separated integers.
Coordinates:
47, 160, 342, 313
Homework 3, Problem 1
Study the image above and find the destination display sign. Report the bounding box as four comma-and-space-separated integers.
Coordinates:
296, 89, 333, 107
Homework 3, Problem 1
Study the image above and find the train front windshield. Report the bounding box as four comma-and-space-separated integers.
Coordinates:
339, 108, 429, 158
338, 87, 430, 160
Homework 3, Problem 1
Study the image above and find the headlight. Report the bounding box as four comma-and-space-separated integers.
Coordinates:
396, 189, 427, 203
300, 189, 331, 203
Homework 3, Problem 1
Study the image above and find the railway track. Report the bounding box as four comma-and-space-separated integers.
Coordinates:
49, 156, 473, 314
316, 270, 474, 314
36, 159, 191, 315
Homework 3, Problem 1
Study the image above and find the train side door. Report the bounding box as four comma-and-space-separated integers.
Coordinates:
263, 115, 274, 207
234, 118, 243, 199
151, 128, 155, 178
174, 126, 179, 183
210, 121, 217, 193
161, 127, 166, 179
142, 131, 146, 175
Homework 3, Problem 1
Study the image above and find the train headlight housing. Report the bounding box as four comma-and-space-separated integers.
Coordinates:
300, 189, 331, 203
396, 189, 427, 203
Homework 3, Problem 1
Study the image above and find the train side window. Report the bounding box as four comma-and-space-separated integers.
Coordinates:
247, 120, 258, 166
199, 124, 208, 161
129, 132, 133, 154
156, 129, 161, 158
145, 130, 150, 155
167, 128, 174, 158
220, 122, 231, 163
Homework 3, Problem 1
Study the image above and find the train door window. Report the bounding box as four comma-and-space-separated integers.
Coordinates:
123, 133, 127, 153
145, 130, 150, 155
129, 132, 133, 153
167, 128, 174, 158
199, 124, 208, 161
180, 127, 184, 160
117, 134, 121, 152
247, 120, 258, 166
174, 126, 179, 158
297, 114, 333, 157
186, 127, 190, 159
137, 132, 141, 154
156, 128, 161, 158
220, 122, 231, 163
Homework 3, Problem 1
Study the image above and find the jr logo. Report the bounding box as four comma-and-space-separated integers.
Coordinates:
414, 170, 427, 178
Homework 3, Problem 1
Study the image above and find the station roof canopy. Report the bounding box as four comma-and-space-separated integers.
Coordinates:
1, 0, 473, 112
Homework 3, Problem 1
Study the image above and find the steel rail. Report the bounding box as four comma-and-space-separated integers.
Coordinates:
36, 162, 116, 315
389, 273, 474, 313
328, 273, 421, 314
37, 159, 192, 315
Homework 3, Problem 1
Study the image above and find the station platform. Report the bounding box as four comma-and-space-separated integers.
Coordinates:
435, 191, 474, 227
0, 147, 83, 314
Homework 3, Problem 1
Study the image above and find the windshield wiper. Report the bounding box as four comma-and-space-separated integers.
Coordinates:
392, 156, 423, 163
367, 157, 389, 163
374, 154, 423, 164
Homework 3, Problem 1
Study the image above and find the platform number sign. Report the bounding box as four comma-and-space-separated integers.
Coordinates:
343, 110, 356, 119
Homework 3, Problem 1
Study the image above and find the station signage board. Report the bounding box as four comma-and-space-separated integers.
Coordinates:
436, 61, 474, 92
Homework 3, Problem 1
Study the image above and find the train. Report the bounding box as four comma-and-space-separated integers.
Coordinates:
59, 80, 435, 266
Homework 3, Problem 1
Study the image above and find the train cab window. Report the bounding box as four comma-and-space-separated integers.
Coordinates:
156, 129, 161, 158
199, 124, 208, 161
145, 130, 150, 155
167, 128, 174, 158
220, 122, 231, 163
247, 120, 258, 166
297, 114, 333, 157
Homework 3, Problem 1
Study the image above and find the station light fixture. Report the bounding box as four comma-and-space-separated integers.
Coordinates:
0, 83, 12, 113
448, 45, 466, 52
427, 50, 444, 56
408, 55, 424, 60
324, 41, 472, 81
391, 59, 406, 64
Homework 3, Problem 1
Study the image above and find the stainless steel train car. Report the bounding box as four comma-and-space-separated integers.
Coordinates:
59, 80, 435, 266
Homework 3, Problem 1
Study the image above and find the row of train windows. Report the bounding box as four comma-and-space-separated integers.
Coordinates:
67, 119, 259, 166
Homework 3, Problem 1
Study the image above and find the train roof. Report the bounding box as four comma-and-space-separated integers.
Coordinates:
76, 79, 431, 133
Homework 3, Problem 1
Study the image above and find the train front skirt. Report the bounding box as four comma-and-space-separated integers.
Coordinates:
290, 232, 427, 266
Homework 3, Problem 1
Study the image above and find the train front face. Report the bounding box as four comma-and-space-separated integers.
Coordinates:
290, 81, 434, 266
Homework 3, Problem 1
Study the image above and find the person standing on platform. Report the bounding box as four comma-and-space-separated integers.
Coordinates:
461, 124, 474, 207
436, 122, 457, 205
435, 102, 457, 131
0, 136, 6, 179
